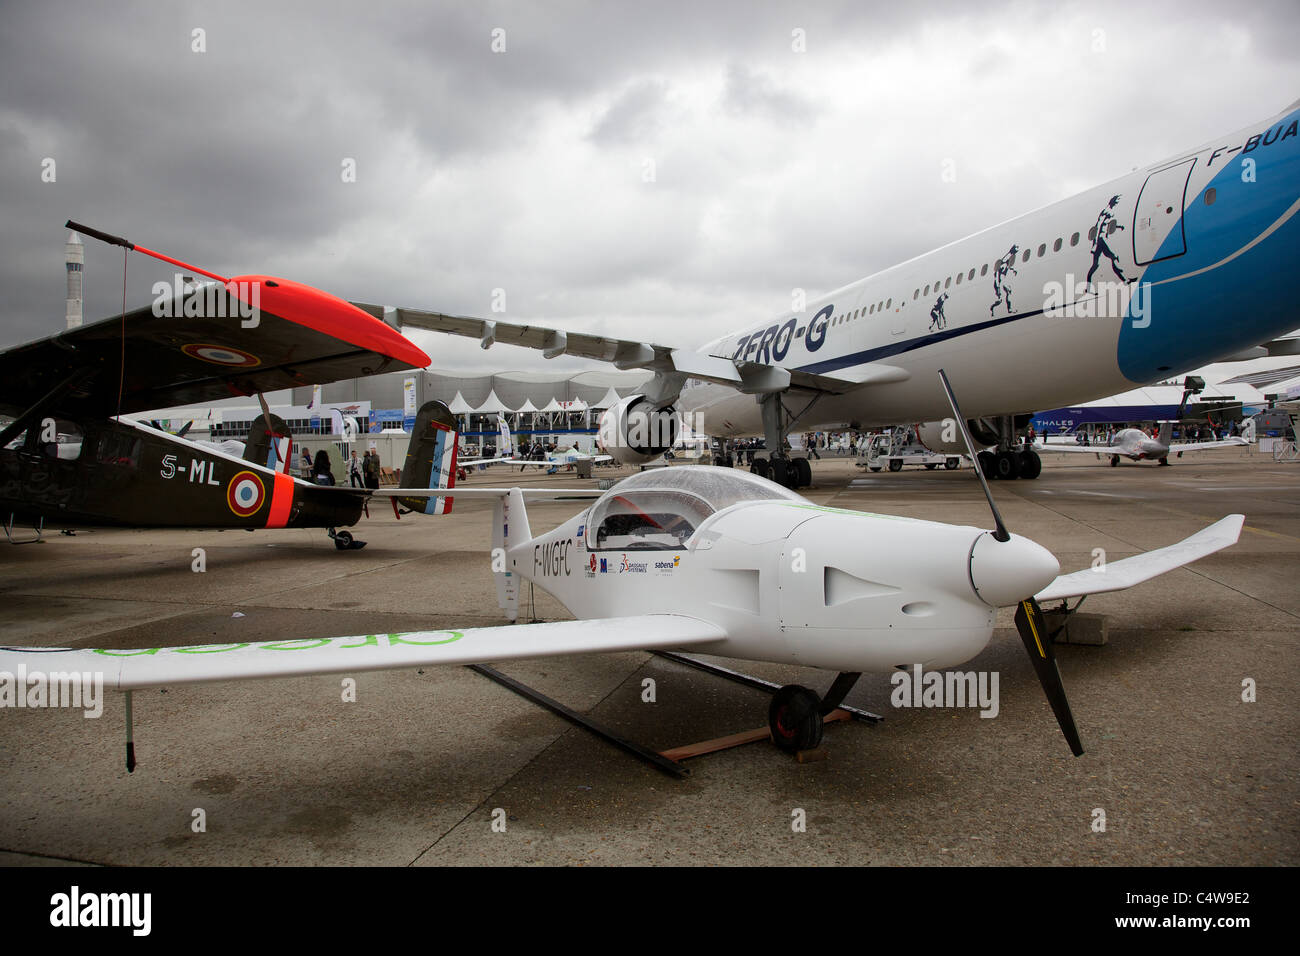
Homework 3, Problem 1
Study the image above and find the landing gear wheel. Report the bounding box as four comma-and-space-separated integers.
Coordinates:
332, 530, 367, 551
994, 450, 1020, 480
888, 458, 903, 472
1017, 449, 1042, 480
769, 685, 824, 753
769, 458, 790, 488
945, 457, 960, 470
1110, 455, 1120, 467
978, 450, 996, 479
793, 457, 812, 488
750, 456, 768, 477
1158, 457, 1170, 466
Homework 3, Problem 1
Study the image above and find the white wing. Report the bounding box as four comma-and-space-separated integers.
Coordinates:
0, 615, 726, 691
1035, 515, 1244, 602
1035, 440, 1121, 454
1170, 438, 1249, 452
372, 487, 602, 500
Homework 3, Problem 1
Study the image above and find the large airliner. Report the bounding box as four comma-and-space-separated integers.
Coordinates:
379, 99, 1300, 488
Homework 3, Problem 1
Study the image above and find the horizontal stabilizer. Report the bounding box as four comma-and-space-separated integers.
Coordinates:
1034, 514, 1244, 602
372, 487, 603, 501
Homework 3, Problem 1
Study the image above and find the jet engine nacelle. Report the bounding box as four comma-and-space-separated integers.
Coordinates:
915, 420, 982, 456
597, 395, 680, 465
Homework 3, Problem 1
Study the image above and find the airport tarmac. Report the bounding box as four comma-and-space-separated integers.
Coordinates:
0, 447, 1296, 866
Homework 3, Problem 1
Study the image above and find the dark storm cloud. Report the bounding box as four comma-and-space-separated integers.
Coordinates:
1, 0, 1298, 370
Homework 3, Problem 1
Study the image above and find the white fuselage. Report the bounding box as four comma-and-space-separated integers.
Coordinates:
509, 496, 1058, 674
679, 103, 1300, 437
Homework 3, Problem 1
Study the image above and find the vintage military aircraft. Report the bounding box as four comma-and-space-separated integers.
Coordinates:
0, 373, 1244, 769
0, 222, 434, 548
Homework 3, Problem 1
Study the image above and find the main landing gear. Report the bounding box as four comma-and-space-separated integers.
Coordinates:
976, 447, 1042, 481
751, 454, 812, 489
748, 390, 816, 489
768, 672, 863, 753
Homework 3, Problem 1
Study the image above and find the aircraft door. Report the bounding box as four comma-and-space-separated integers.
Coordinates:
1132, 159, 1195, 265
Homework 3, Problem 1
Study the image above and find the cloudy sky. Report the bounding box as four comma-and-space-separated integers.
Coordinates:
3, 0, 1298, 372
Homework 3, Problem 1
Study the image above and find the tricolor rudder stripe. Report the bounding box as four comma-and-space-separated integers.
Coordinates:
426, 421, 457, 515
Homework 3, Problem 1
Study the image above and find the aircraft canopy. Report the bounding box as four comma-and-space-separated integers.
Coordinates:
587, 466, 803, 551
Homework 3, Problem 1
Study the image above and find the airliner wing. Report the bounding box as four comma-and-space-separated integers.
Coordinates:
356, 304, 908, 397
1035, 441, 1118, 454
0, 614, 725, 691
1034, 515, 1244, 602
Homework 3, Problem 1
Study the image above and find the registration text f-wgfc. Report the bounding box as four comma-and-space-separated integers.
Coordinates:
50, 886, 151, 936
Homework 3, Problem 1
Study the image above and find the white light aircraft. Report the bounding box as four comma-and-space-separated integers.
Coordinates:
366, 100, 1300, 490
1038, 423, 1246, 466
0, 380, 1244, 768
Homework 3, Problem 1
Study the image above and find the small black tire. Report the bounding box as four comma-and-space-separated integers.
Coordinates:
769, 685, 824, 753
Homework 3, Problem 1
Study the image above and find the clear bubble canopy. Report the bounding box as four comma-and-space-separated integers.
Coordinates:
587, 466, 804, 551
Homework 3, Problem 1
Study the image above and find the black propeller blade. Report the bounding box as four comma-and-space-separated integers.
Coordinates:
937, 368, 1084, 756
1014, 598, 1084, 756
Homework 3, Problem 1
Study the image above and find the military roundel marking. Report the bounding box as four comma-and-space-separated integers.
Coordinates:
181, 343, 262, 368
227, 471, 266, 517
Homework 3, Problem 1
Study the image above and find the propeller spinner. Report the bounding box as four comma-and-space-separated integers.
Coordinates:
937, 368, 1084, 756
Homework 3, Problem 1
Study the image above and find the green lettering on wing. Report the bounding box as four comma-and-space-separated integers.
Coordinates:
260, 639, 335, 651
173, 643, 251, 654
337, 634, 379, 649
93, 648, 161, 656
387, 632, 463, 646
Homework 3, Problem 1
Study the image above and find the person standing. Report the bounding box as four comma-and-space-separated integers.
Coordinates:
313, 450, 335, 486
347, 450, 363, 488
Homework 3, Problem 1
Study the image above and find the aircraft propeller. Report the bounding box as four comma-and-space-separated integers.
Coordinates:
937, 368, 1084, 756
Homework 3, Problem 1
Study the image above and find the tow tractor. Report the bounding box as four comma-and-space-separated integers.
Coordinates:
859, 426, 963, 473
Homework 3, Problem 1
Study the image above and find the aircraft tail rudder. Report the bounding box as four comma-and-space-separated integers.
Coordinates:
397, 401, 459, 514
1157, 420, 1174, 447
491, 487, 531, 621
245, 412, 294, 475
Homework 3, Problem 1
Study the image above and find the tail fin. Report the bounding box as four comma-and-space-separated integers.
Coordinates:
398, 401, 459, 514
245, 412, 294, 475
492, 488, 531, 621
1157, 420, 1174, 446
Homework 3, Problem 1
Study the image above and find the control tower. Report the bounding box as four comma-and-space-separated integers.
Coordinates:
65, 231, 84, 329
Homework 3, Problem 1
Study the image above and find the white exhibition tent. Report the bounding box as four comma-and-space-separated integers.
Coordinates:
591, 386, 623, 409
472, 390, 513, 414
447, 391, 474, 415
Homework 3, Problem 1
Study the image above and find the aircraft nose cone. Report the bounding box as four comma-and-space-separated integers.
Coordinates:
968, 532, 1060, 608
